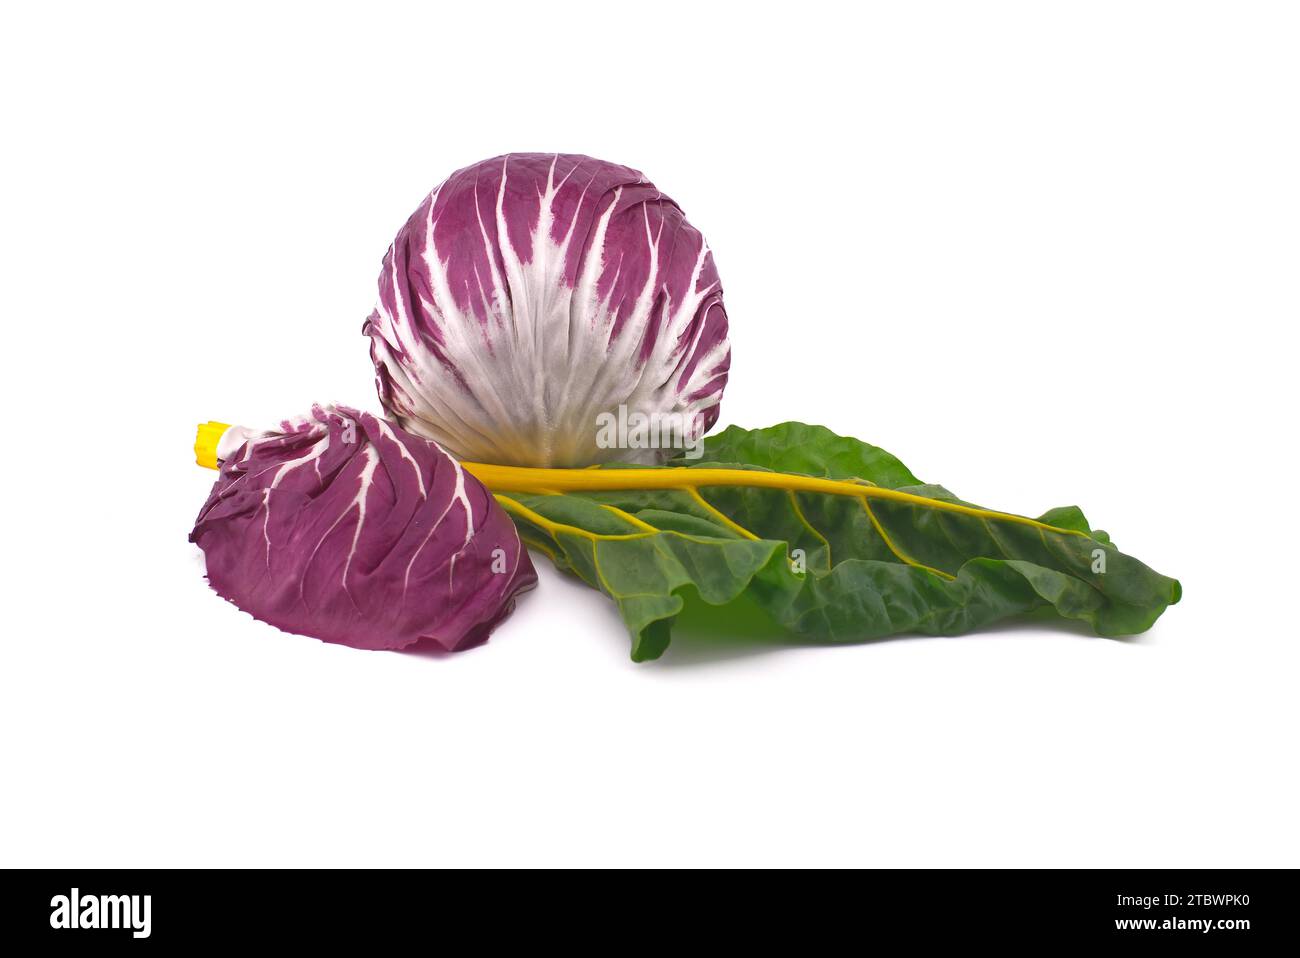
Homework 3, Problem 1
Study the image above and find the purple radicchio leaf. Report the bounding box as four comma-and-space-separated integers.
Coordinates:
190, 404, 536, 652
363, 152, 732, 468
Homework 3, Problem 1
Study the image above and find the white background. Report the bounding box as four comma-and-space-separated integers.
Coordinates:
2, 1, 1296, 867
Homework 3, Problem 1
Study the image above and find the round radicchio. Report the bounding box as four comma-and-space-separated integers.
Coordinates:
363, 153, 731, 467
190, 404, 535, 651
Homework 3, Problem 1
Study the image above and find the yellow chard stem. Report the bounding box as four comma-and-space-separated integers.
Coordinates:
193, 421, 1082, 541
460, 462, 1086, 539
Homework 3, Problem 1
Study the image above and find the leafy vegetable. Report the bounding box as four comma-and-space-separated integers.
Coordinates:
363, 153, 731, 468
191, 405, 536, 651
463, 423, 1181, 661
194, 160, 1181, 662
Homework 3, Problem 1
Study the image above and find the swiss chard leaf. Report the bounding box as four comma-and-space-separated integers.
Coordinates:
471, 423, 1180, 661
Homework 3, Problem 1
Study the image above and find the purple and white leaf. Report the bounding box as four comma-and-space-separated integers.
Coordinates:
190, 404, 536, 652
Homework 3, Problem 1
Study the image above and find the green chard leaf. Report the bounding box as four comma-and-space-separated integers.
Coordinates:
468, 423, 1181, 662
